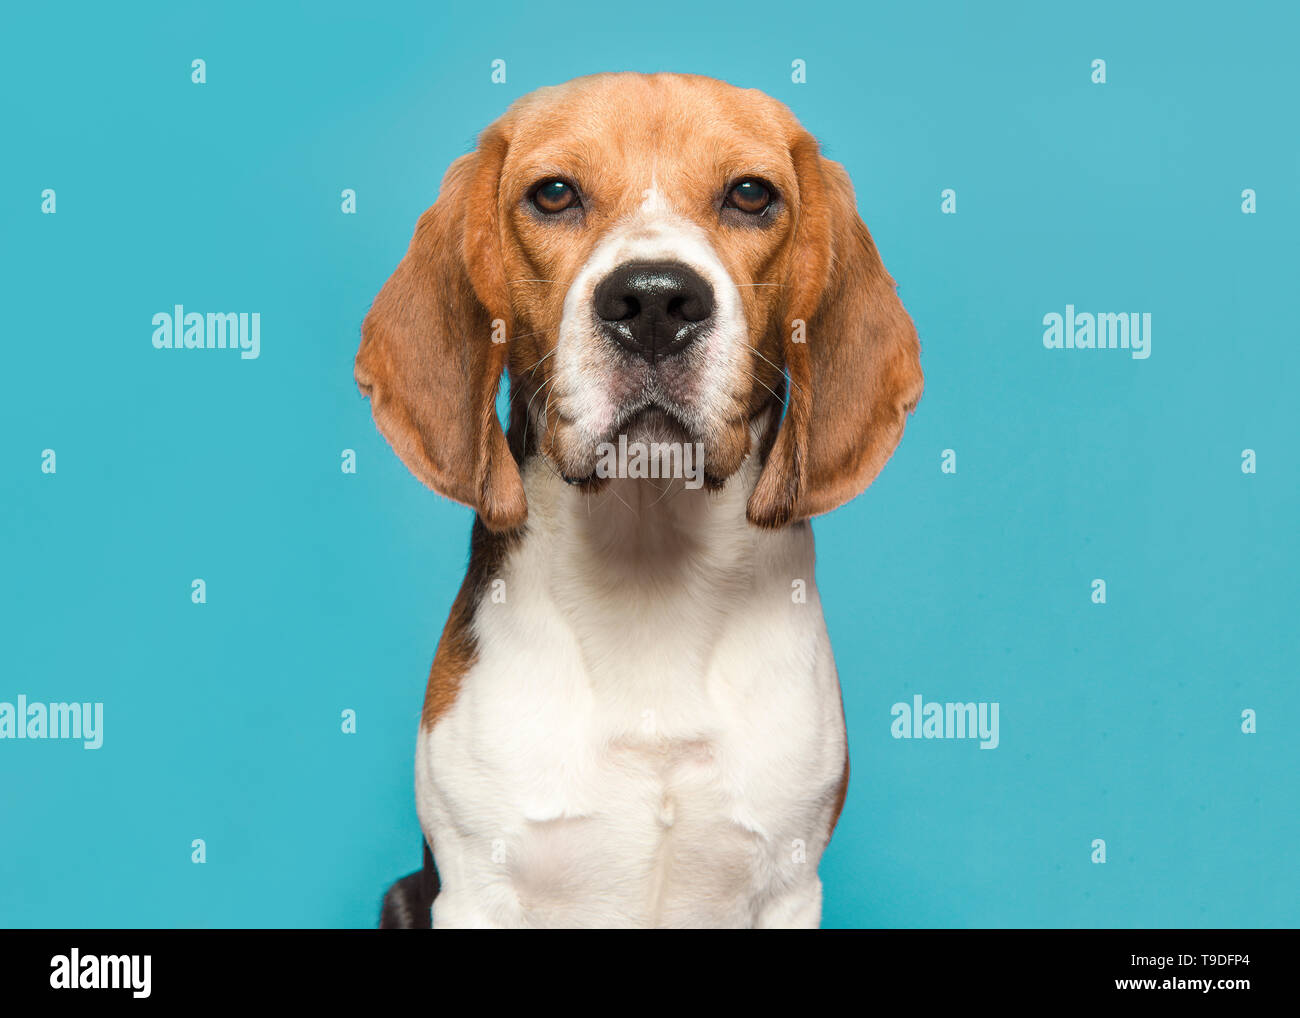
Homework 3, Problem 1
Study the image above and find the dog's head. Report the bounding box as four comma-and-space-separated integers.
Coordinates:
355, 72, 922, 532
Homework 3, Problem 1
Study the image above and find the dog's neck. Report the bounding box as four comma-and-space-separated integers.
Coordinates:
497, 415, 814, 703
519, 412, 775, 574
526, 458, 758, 576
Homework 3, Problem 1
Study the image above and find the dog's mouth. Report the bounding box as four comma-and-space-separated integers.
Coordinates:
557, 404, 724, 491
612, 404, 694, 443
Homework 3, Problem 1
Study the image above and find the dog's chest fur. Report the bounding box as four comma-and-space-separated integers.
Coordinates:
415, 454, 848, 928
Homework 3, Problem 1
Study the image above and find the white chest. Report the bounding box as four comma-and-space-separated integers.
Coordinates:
414, 469, 848, 928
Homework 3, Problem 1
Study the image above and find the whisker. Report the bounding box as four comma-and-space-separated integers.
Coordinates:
739, 365, 786, 407
647, 476, 679, 509
542, 371, 560, 429
745, 343, 786, 376
522, 348, 555, 377
521, 375, 559, 455
523, 376, 553, 421
745, 343, 803, 397
506, 326, 558, 344
607, 482, 637, 520
539, 454, 571, 488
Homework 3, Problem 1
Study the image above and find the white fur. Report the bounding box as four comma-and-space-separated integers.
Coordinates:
413, 201, 846, 928
414, 435, 847, 929
551, 195, 749, 448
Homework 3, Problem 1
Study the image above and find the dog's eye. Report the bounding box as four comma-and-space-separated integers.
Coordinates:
725, 179, 774, 215
532, 179, 580, 214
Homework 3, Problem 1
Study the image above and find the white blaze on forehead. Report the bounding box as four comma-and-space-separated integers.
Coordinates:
639, 176, 670, 215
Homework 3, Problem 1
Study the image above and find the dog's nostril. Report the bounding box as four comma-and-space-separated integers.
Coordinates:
617, 297, 640, 322
668, 294, 709, 323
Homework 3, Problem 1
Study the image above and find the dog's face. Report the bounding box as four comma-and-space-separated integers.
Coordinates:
498, 76, 806, 489
356, 73, 922, 531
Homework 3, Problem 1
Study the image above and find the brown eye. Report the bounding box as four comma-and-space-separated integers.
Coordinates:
532, 179, 579, 214
725, 178, 774, 215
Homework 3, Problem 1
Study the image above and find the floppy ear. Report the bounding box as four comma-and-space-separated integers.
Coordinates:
354, 128, 526, 532
747, 133, 923, 528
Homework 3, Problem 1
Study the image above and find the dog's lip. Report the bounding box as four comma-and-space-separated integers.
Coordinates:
607, 402, 694, 442
557, 404, 701, 488
559, 467, 728, 489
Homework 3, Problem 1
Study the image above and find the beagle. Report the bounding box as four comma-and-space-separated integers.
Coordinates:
358, 72, 923, 929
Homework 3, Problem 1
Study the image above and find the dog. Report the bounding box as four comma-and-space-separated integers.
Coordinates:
358, 72, 923, 928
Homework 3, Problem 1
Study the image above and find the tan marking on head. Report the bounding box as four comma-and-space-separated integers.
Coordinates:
357, 71, 921, 538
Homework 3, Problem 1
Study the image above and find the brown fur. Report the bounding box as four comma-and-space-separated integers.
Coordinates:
354, 129, 526, 533
356, 75, 923, 830
355, 72, 921, 535
747, 137, 925, 527
420, 388, 534, 729
421, 517, 518, 728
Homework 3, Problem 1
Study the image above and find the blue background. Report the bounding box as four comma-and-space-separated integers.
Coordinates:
2, 0, 1296, 928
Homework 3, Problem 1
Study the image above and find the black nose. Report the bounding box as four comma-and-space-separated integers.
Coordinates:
593, 262, 714, 362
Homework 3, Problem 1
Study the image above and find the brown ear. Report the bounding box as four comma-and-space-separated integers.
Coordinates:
747, 133, 923, 528
354, 128, 526, 532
